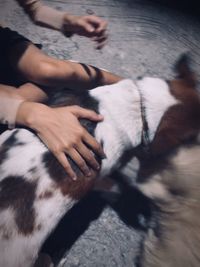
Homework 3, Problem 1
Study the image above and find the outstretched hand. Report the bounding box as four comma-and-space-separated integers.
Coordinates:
62, 14, 108, 49
17, 102, 105, 180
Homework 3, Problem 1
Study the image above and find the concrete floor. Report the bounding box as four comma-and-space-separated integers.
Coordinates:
1, 0, 200, 266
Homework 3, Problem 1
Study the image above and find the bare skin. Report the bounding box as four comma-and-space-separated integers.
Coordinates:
0, 1, 122, 179
17, 101, 105, 180
10, 42, 121, 89
62, 14, 108, 49
16, 0, 108, 49
0, 41, 122, 179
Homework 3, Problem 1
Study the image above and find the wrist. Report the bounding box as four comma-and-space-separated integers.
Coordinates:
62, 14, 77, 36
16, 102, 46, 129
0, 97, 25, 129
33, 5, 66, 31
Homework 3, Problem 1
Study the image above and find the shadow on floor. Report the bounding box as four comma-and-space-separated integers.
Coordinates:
41, 181, 152, 265
115, 0, 200, 17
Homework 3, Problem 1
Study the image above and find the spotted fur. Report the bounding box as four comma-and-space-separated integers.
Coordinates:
0, 55, 200, 267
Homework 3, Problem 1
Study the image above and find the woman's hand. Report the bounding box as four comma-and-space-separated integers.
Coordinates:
17, 102, 105, 180
16, 1, 108, 48
62, 14, 108, 49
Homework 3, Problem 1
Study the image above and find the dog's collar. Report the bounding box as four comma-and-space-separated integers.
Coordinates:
137, 86, 151, 152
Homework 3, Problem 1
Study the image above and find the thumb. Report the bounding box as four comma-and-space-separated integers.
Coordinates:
71, 106, 103, 121
81, 21, 95, 33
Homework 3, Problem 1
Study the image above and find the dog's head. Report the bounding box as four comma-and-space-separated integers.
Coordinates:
150, 54, 200, 156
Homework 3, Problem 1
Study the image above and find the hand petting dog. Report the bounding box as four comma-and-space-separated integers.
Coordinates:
16, 102, 105, 180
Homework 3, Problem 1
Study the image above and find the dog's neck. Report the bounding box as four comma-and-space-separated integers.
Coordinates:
90, 78, 178, 176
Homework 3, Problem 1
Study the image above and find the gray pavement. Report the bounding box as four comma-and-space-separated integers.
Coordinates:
1, 0, 200, 266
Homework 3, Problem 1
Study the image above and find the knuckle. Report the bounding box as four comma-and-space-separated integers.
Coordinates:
64, 143, 71, 151
87, 155, 95, 164
78, 127, 84, 136
74, 128, 84, 139
94, 143, 101, 151
64, 164, 70, 171
89, 110, 96, 117
79, 161, 86, 169
62, 161, 71, 172
52, 145, 61, 155
72, 135, 81, 145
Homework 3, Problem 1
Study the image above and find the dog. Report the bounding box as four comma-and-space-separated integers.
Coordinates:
134, 143, 200, 267
0, 55, 200, 267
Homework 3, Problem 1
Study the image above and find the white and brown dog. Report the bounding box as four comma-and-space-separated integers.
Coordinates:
0, 55, 200, 267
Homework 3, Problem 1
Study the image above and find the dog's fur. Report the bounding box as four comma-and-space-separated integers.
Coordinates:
0, 55, 200, 267
136, 144, 200, 267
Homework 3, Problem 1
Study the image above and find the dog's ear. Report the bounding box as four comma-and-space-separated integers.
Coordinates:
174, 53, 196, 88
151, 98, 200, 156
150, 54, 200, 156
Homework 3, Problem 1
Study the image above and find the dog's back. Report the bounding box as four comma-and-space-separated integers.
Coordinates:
1, 54, 200, 267
0, 90, 100, 267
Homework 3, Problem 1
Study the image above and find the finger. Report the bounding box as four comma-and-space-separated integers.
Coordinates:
55, 152, 77, 180
75, 142, 100, 171
95, 20, 108, 34
67, 148, 92, 176
82, 129, 106, 159
92, 35, 108, 49
70, 106, 104, 121
84, 16, 108, 36
95, 40, 108, 50
91, 31, 108, 41
81, 20, 96, 34
92, 30, 108, 37
95, 38, 108, 50
86, 16, 108, 31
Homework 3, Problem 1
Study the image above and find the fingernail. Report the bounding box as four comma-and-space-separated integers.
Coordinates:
98, 114, 104, 119
89, 28, 95, 33
72, 175, 77, 181
86, 171, 92, 177
95, 164, 100, 170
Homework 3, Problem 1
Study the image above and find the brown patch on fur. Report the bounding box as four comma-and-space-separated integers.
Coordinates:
42, 151, 98, 200
58, 170, 97, 199
150, 58, 200, 156
0, 176, 37, 235
38, 190, 53, 200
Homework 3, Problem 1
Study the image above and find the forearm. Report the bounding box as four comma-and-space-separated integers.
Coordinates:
16, 0, 66, 31
68, 61, 122, 89
0, 83, 47, 128
15, 0, 109, 49
16, 83, 48, 102
40, 59, 122, 90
